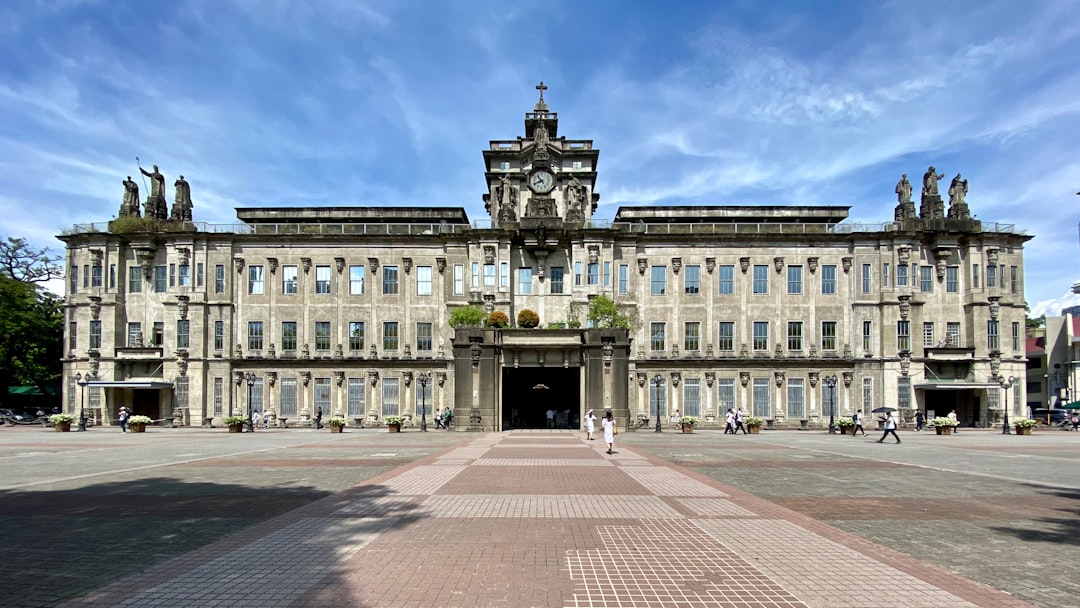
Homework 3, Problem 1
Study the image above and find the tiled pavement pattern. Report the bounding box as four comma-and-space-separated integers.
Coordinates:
55, 431, 1035, 608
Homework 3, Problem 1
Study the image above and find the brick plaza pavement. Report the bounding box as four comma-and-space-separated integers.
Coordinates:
40, 429, 1049, 608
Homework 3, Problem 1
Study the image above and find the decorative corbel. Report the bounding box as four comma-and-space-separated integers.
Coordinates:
267, 257, 278, 275
671, 372, 681, 387
740, 343, 748, 357
809, 344, 817, 358
368, 257, 379, 275
588, 244, 599, 264
436, 257, 446, 274
842, 257, 852, 274
176, 295, 189, 320
137, 248, 156, 280
637, 258, 648, 275
266, 371, 277, 387
739, 371, 750, 387
512, 349, 521, 368
704, 371, 715, 387
234, 343, 243, 358
705, 343, 714, 358
705, 257, 716, 274
300, 257, 312, 274
89, 248, 103, 265
402, 371, 413, 387
483, 245, 496, 265
89, 358, 99, 376
301, 343, 310, 359
988, 296, 1001, 320
775, 343, 783, 358
402, 257, 412, 274
234, 370, 245, 386
176, 247, 190, 265
470, 343, 482, 367
899, 350, 911, 376
898, 295, 911, 320
671, 344, 679, 359
843, 371, 853, 388
89, 296, 102, 319
483, 294, 495, 313
335, 343, 344, 359
843, 344, 852, 358
774, 371, 785, 387
808, 257, 819, 274
986, 247, 999, 267
403, 344, 412, 359
234, 257, 245, 275
370, 344, 378, 359
774, 257, 785, 274
739, 257, 750, 274
368, 370, 379, 386
268, 343, 276, 358
602, 343, 613, 367
436, 371, 446, 387
637, 371, 647, 387
809, 372, 819, 387
897, 246, 911, 265
177, 357, 188, 377
671, 257, 682, 274
300, 371, 311, 387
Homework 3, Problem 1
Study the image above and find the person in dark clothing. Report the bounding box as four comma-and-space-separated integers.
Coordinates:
315, 407, 323, 429
914, 410, 925, 432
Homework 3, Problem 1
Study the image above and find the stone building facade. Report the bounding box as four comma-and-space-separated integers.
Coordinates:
59, 89, 1031, 431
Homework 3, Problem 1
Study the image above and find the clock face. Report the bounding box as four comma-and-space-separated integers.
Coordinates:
529, 170, 554, 193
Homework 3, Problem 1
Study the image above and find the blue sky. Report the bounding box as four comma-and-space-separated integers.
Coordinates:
1, 0, 1078, 314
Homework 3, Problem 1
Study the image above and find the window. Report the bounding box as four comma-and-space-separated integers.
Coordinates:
787, 321, 803, 352
752, 378, 770, 417
499, 161, 510, 170
684, 322, 700, 352
787, 265, 802, 294
719, 378, 736, 411
1012, 321, 1020, 351
897, 320, 910, 351
128, 322, 142, 347
787, 378, 805, 418
215, 264, 225, 294
178, 264, 190, 287
248, 321, 264, 351
347, 377, 365, 417
453, 264, 464, 295
279, 378, 297, 417
169, 263, 175, 287
314, 377, 331, 412
89, 320, 101, 349
382, 321, 399, 351
821, 321, 837, 351
196, 263, 203, 287
946, 322, 960, 347
177, 320, 190, 349
213, 377, 224, 416
683, 378, 701, 417
550, 267, 564, 294
752, 265, 769, 294
382, 266, 399, 295
718, 322, 735, 352
1010, 266, 1018, 294
471, 262, 479, 288
650, 322, 666, 351
946, 266, 959, 293
282, 321, 297, 351
248, 265, 264, 295
618, 264, 629, 295
987, 320, 1000, 351
651, 266, 666, 295
344, 265, 363, 295
719, 265, 735, 295
882, 263, 890, 288
416, 322, 433, 353
483, 263, 495, 287
753, 321, 769, 351
315, 265, 331, 294
684, 265, 700, 295
214, 320, 223, 351
250, 377, 263, 413
83, 264, 88, 288
91, 265, 103, 288
862, 321, 873, 352
986, 264, 997, 288
821, 265, 836, 294
128, 267, 142, 293
572, 160, 582, 170
69, 265, 78, 294
517, 268, 532, 294
315, 321, 331, 351
649, 378, 666, 418
862, 377, 874, 410
1000, 265, 1005, 290
68, 321, 76, 352
920, 266, 933, 292
500, 261, 509, 288
283, 265, 299, 294
416, 380, 433, 416
587, 262, 599, 285
381, 377, 400, 417
923, 322, 935, 347
896, 264, 908, 287
574, 262, 583, 286
154, 265, 167, 293
603, 261, 611, 286
972, 264, 980, 288
860, 263, 872, 294
417, 266, 432, 296
152, 322, 164, 346
349, 322, 365, 352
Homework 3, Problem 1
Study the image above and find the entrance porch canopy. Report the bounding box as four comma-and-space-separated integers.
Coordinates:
913, 381, 1000, 390
86, 380, 174, 389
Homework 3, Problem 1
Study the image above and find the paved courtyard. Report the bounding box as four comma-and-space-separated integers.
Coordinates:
1, 424, 1077, 607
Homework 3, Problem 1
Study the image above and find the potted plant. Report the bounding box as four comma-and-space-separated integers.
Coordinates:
224, 415, 246, 433
127, 415, 152, 433
384, 415, 404, 432
486, 311, 510, 328
927, 416, 958, 435
1012, 417, 1038, 435
326, 417, 347, 433
517, 309, 540, 329
676, 416, 700, 433
744, 416, 765, 434
49, 413, 77, 432
835, 416, 856, 435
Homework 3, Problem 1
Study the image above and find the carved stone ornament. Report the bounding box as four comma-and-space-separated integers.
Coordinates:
370, 344, 378, 359
842, 257, 852, 274
267, 257, 278, 275
774, 257, 784, 274
935, 257, 947, 281
775, 343, 783, 358
470, 343, 482, 367
90, 248, 103, 265
672, 344, 679, 359
843, 371, 853, 388
300, 258, 312, 274
740, 343, 749, 357
300, 371, 311, 387
989, 350, 1001, 378
588, 244, 600, 265
809, 344, 818, 358
899, 350, 911, 376
671, 257, 682, 274
368, 370, 379, 386
368, 257, 379, 275
637, 372, 647, 387
705, 257, 716, 274
176, 295, 189, 320
638, 344, 645, 359
671, 372, 681, 387
335, 343, 344, 359
774, 371, 785, 387
234, 370, 245, 386
704, 371, 715, 387
988, 296, 1001, 320
986, 248, 999, 267
438, 342, 445, 359
177, 357, 188, 377
268, 343, 276, 358
739, 371, 750, 387
843, 344, 852, 358
403, 344, 412, 359
402, 257, 412, 274
301, 343, 310, 359
436, 257, 446, 274
638, 258, 648, 275
334, 371, 345, 387
537, 350, 546, 367
808, 257, 819, 274
89, 296, 101, 319
512, 349, 521, 368
90, 359, 99, 376
809, 372, 819, 388
483, 245, 496, 265
602, 343, 613, 366
136, 247, 156, 280
335, 257, 345, 273
234, 343, 243, 358
234, 257, 245, 275
483, 293, 495, 314
739, 257, 750, 274
402, 371, 413, 387
436, 371, 446, 387
705, 343, 714, 357
898, 295, 911, 320
267, 371, 277, 387
897, 246, 911, 265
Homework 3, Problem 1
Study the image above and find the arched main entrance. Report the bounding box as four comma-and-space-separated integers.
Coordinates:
502, 367, 580, 430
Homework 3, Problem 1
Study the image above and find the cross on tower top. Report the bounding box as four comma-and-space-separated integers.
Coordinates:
536, 81, 547, 102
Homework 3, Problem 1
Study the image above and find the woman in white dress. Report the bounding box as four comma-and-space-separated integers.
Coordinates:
584, 409, 596, 440
601, 411, 616, 455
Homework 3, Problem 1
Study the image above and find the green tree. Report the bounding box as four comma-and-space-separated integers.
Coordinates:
448, 305, 486, 328
587, 295, 631, 329
0, 269, 64, 397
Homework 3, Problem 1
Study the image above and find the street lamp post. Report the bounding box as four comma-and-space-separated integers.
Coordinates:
653, 373, 663, 433
75, 372, 88, 431
824, 374, 838, 434
1000, 375, 1014, 435
418, 372, 429, 432
244, 372, 256, 432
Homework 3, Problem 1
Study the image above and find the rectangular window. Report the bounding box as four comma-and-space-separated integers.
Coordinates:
215, 264, 225, 294
575, 261, 583, 286
315, 265, 331, 294
650, 322, 666, 352
483, 263, 496, 287
416, 379, 433, 417
752, 265, 769, 294
1000, 265, 1005, 290
214, 320, 223, 351
684, 265, 701, 295
787, 378, 805, 418
603, 261, 611, 286
416, 322, 433, 353
346, 265, 363, 295
169, 263, 176, 287
821, 265, 837, 294
618, 264, 629, 295
882, 263, 890, 288
154, 265, 167, 293
249, 377, 263, 413
649, 378, 666, 418
861, 264, 871, 294
213, 377, 224, 417
91, 265, 103, 287
986, 264, 997, 288
283, 265, 299, 294
381, 377, 400, 417
787, 265, 803, 294
349, 322, 365, 352
862, 320, 873, 352
417, 266, 432, 296
946, 266, 959, 293
500, 261, 509, 288
68, 321, 76, 352
972, 264, 980, 288
753, 321, 769, 351
152, 322, 163, 346
248, 321, 264, 352
70, 265, 78, 294
862, 377, 874, 410
718, 265, 735, 295
517, 268, 532, 295
946, 322, 960, 347
89, 320, 101, 349
684, 322, 700, 352
499, 161, 510, 170
752, 378, 770, 417
718, 322, 735, 352
178, 264, 190, 287
471, 262, 479, 288
128, 322, 142, 347
453, 264, 464, 296
920, 266, 933, 292
718, 378, 736, 411
1010, 266, 1018, 295
987, 320, 1000, 351
1012, 321, 1020, 351
382, 266, 399, 295
821, 321, 837, 351
896, 264, 908, 287
382, 321, 399, 351
128, 267, 142, 293
587, 262, 599, 285
897, 320, 910, 351
550, 267, 565, 294
683, 378, 701, 417
109, 263, 116, 289
282, 321, 297, 351
650, 266, 666, 295
196, 262, 203, 287
177, 319, 190, 349
923, 322, 935, 347
347, 377, 365, 417
83, 264, 88, 288
279, 378, 297, 417
315, 321, 331, 351
787, 321, 803, 352
248, 265, 264, 295
314, 377, 331, 412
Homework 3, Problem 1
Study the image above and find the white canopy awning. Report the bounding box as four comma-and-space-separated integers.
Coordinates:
86, 380, 173, 389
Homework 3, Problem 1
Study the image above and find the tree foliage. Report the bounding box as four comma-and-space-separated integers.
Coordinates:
0, 237, 62, 284
0, 238, 64, 397
448, 305, 486, 328
586, 295, 631, 329
517, 309, 540, 328
486, 311, 510, 329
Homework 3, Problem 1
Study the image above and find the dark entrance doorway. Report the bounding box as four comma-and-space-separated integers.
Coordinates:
502, 367, 580, 430
131, 390, 162, 419
923, 389, 979, 427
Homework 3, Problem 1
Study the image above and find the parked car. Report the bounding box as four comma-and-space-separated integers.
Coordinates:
0, 408, 26, 422
1033, 409, 1070, 426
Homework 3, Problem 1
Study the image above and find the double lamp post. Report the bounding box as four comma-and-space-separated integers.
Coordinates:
999, 375, 1014, 435
823, 374, 838, 434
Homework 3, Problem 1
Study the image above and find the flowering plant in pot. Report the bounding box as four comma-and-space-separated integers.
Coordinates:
223, 415, 247, 432
49, 413, 77, 431
127, 415, 152, 432
326, 417, 347, 433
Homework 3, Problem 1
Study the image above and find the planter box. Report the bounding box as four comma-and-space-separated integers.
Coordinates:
54, 422, 72, 432
681, 424, 694, 433
228, 423, 244, 433
388, 423, 401, 433
130, 423, 147, 433
934, 426, 953, 435
839, 426, 855, 435
329, 425, 345, 433
747, 425, 761, 434
1015, 426, 1033, 435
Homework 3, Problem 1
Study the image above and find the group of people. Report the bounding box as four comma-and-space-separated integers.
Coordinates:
583, 409, 618, 454
434, 407, 453, 429
723, 408, 748, 434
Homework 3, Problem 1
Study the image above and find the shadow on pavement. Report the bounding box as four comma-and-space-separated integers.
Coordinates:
987, 486, 1080, 546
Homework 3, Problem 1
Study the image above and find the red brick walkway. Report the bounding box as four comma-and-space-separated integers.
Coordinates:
61, 432, 1035, 607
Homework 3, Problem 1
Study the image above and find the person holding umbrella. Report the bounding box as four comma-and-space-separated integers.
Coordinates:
876, 410, 901, 444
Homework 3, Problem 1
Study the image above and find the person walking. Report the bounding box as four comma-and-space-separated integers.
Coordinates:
914, 410, 926, 432
252, 410, 261, 430
546, 408, 556, 429
584, 409, 596, 440
1071, 414, 1079, 432
876, 411, 901, 444
724, 409, 735, 434
852, 410, 867, 436
733, 408, 747, 435
315, 407, 323, 430
118, 407, 129, 433
601, 410, 617, 455
948, 409, 959, 433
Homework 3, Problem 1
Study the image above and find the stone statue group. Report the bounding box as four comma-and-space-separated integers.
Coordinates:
119, 164, 193, 222
893, 166, 969, 221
